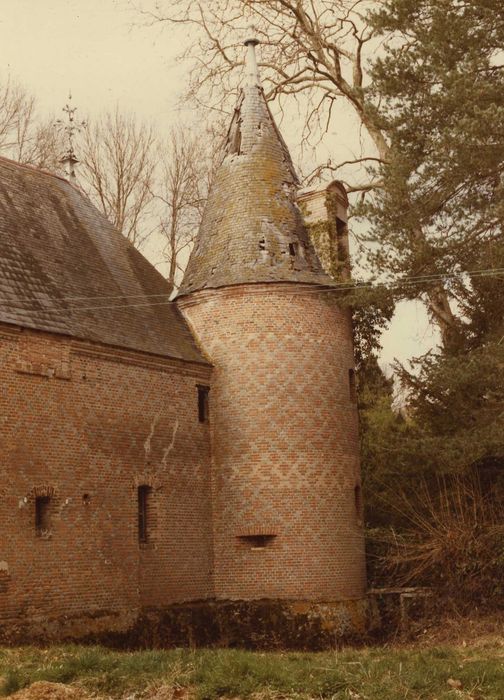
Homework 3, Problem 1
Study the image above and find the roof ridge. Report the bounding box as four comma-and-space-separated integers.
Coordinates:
0, 153, 82, 192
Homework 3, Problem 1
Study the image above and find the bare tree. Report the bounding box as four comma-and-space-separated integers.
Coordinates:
152, 125, 214, 288
0, 78, 63, 169
80, 108, 157, 249
136, 0, 459, 345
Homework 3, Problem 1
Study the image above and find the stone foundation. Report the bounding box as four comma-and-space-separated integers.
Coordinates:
0, 598, 379, 650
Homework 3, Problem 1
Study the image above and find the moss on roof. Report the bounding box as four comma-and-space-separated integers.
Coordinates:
0, 156, 206, 364
177, 85, 335, 297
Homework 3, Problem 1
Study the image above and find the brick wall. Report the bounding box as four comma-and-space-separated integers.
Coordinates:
179, 283, 366, 603
298, 183, 351, 280
0, 323, 213, 639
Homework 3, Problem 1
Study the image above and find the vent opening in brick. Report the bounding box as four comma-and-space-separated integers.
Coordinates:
138, 485, 152, 544
238, 534, 276, 549
197, 384, 210, 423
35, 496, 51, 536
349, 368, 357, 402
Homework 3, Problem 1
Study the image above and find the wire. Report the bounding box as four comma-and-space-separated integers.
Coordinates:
0, 266, 502, 305
0, 267, 503, 316
31, 291, 173, 302
0, 266, 500, 307
0, 299, 176, 314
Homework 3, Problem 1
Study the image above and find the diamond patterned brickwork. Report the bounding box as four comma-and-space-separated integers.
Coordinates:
0, 324, 214, 639
179, 284, 366, 602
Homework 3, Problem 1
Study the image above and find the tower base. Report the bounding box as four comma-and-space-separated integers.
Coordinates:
106, 598, 380, 650
1, 599, 379, 649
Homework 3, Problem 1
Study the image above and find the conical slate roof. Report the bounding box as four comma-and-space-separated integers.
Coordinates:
177, 48, 334, 297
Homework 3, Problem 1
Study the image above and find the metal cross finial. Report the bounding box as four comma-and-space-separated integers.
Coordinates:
244, 26, 261, 86
55, 91, 86, 182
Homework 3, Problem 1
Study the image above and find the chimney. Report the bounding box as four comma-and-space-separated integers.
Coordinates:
298, 180, 351, 280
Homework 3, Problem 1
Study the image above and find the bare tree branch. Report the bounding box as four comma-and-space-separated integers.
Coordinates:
80, 108, 157, 249
0, 77, 63, 169
152, 122, 220, 288
134, 0, 459, 343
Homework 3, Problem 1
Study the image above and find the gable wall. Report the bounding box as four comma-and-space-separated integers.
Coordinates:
0, 323, 213, 641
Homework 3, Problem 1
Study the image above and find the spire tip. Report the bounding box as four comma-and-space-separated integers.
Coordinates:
244, 24, 260, 46
244, 26, 261, 86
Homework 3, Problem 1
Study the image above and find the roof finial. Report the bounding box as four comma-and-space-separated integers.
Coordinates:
55, 91, 86, 182
244, 27, 261, 86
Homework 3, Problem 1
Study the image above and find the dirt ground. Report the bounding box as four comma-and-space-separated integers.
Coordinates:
9, 681, 191, 700
10, 682, 89, 700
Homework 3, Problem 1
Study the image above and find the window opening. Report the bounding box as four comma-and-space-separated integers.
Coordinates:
348, 368, 357, 402
238, 534, 276, 550
336, 217, 348, 261
336, 217, 346, 236
354, 485, 363, 525
288, 242, 298, 256
35, 496, 51, 536
197, 385, 210, 423
138, 485, 152, 544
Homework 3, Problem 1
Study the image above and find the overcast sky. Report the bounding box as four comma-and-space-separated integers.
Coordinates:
0, 0, 438, 368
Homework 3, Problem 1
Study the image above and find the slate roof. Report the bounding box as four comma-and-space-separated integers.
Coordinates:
177, 83, 335, 297
0, 156, 206, 364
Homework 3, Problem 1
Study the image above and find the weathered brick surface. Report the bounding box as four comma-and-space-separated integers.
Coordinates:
0, 48, 368, 643
299, 182, 351, 281
179, 283, 366, 602
0, 324, 213, 639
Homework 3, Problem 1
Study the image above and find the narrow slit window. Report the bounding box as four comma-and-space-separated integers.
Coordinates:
138, 485, 152, 544
354, 485, 363, 525
288, 242, 298, 256
35, 496, 51, 536
348, 368, 357, 402
336, 217, 348, 262
197, 385, 210, 423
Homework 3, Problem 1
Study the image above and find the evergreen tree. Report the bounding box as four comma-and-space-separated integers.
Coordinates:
365, 0, 504, 483
365, 0, 504, 335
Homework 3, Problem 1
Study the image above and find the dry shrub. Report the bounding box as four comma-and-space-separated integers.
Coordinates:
9, 681, 89, 699
376, 475, 504, 610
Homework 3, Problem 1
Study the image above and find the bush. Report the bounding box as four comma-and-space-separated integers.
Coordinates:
372, 475, 504, 610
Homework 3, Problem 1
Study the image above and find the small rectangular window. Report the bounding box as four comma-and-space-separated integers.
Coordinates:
138, 485, 152, 544
238, 534, 276, 550
336, 217, 348, 260
349, 368, 357, 402
197, 385, 210, 423
35, 496, 51, 536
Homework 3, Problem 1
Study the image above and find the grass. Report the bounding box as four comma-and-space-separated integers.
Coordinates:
0, 639, 502, 699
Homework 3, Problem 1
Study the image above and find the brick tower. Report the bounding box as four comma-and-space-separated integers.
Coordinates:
177, 37, 366, 610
